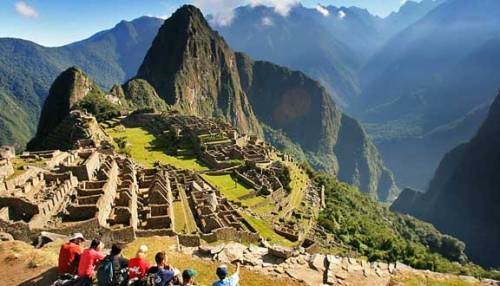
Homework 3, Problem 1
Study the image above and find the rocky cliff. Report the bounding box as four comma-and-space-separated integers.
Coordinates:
136, 5, 262, 136
391, 92, 500, 267
236, 53, 398, 201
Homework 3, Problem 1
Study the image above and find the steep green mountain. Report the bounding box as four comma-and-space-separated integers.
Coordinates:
111, 78, 168, 111
214, 5, 370, 108
391, 93, 500, 267
0, 16, 163, 148
357, 0, 500, 189
236, 53, 398, 201
27, 67, 119, 150
28, 67, 169, 151
136, 5, 262, 136
214, 2, 442, 108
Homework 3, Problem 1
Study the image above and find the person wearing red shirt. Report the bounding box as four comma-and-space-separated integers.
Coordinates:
77, 238, 105, 283
58, 233, 85, 276
128, 244, 151, 282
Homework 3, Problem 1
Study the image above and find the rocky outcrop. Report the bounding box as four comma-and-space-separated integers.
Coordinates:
137, 5, 262, 136
32, 67, 98, 140
110, 79, 168, 111
179, 241, 495, 286
27, 67, 116, 150
392, 92, 500, 267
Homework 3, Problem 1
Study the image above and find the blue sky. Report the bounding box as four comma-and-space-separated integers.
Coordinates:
0, 0, 412, 47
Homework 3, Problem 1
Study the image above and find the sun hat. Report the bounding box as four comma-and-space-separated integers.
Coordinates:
70, 233, 85, 241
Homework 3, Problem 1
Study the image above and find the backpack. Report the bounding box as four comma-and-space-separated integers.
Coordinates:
97, 256, 114, 286
145, 268, 174, 286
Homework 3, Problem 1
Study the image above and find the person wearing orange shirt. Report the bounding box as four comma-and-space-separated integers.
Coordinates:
58, 233, 85, 277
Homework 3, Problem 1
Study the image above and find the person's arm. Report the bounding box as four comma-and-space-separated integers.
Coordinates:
229, 262, 240, 286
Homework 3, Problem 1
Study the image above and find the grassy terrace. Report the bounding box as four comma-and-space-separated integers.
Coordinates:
241, 213, 296, 247
106, 126, 208, 171
201, 174, 266, 207
286, 161, 308, 209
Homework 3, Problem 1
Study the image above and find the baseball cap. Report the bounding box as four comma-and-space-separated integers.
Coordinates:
216, 265, 228, 279
182, 268, 197, 280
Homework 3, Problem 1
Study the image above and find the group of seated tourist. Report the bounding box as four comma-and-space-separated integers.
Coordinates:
55, 233, 240, 286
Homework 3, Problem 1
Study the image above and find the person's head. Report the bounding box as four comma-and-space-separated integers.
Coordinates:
216, 265, 228, 280
182, 268, 197, 284
155, 251, 167, 267
136, 244, 148, 258
69, 233, 85, 245
90, 238, 103, 250
110, 242, 124, 256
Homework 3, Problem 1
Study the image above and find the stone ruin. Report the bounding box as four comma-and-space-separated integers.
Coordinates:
0, 145, 259, 246
0, 145, 15, 181
162, 113, 272, 169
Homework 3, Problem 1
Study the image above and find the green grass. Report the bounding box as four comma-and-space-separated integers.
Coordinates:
201, 174, 266, 207
393, 274, 479, 286
253, 204, 275, 215
285, 161, 308, 210
241, 213, 296, 247
178, 188, 198, 233
106, 127, 208, 171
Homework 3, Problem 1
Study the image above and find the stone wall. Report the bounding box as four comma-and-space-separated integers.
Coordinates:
178, 234, 201, 247
0, 159, 13, 180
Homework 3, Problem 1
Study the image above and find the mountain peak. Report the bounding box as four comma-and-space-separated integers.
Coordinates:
136, 4, 262, 136
29, 66, 99, 145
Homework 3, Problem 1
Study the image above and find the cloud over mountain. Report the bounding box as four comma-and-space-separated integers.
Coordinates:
192, 0, 298, 26
15, 1, 38, 18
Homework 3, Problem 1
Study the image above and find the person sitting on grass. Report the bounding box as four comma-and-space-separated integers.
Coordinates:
58, 233, 85, 278
97, 242, 129, 286
78, 238, 105, 286
212, 261, 240, 286
127, 245, 151, 284
146, 251, 177, 286
181, 268, 197, 286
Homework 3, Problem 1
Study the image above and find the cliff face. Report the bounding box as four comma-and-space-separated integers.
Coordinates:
137, 5, 261, 136
392, 92, 500, 267
236, 53, 398, 201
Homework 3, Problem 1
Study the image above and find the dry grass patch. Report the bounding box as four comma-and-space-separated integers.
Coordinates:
123, 236, 303, 286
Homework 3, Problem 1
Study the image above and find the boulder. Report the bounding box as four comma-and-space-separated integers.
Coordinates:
269, 245, 294, 259
0, 232, 13, 241
326, 255, 342, 268
215, 242, 247, 263
309, 254, 326, 271
335, 271, 348, 280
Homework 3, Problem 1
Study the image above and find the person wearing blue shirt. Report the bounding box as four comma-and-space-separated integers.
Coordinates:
212, 261, 240, 286
146, 252, 176, 286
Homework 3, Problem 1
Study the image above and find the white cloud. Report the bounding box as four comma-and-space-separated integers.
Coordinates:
315, 5, 329, 17
261, 16, 273, 26
192, 0, 298, 26
15, 1, 39, 18
192, 0, 244, 26
249, 0, 299, 16
338, 10, 346, 19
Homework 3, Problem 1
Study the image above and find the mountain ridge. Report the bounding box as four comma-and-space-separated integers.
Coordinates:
391, 92, 500, 267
